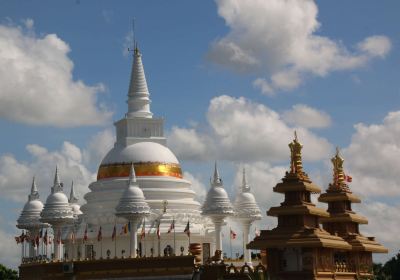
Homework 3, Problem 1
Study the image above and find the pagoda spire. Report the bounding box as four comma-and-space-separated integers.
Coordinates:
28, 176, 39, 201
51, 166, 63, 193
241, 167, 250, 192
127, 44, 153, 118
69, 181, 78, 204
212, 161, 223, 187
288, 131, 309, 181
128, 162, 137, 186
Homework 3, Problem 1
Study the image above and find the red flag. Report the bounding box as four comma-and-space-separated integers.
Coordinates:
230, 229, 237, 240
44, 230, 48, 245
35, 235, 40, 247
184, 220, 190, 237
346, 175, 352, 183
14, 236, 21, 244
156, 221, 161, 240
97, 226, 102, 242
167, 219, 175, 234
112, 225, 116, 241
83, 225, 88, 242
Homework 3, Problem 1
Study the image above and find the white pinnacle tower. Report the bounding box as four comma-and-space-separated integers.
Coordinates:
115, 163, 151, 258
202, 162, 234, 254
127, 45, 152, 119
17, 177, 48, 258
40, 167, 74, 261
234, 168, 261, 265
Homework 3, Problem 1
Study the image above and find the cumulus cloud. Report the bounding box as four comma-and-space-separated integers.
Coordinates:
183, 171, 207, 203
343, 111, 400, 198
0, 128, 114, 204
208, 0, 392, 94
0, 19, 112, 127
168, 95, 332, 162
282, 104, 332, 128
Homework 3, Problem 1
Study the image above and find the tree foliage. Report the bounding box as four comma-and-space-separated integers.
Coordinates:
374, 252, 400, 280
0, 263, 18, 280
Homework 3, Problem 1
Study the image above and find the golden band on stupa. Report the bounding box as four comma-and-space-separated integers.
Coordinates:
97, 162, 183, 180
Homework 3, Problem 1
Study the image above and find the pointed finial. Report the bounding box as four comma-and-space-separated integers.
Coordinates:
69, 181, 78, 204
331, 147, 347, 188
212, 161, 223, 187
54, 165, 60, 186
128, 163, 137, 185
52, 165, 63, 193
288, 132, 309, 180
242, 167, 250, 192
28, 176, 39, 201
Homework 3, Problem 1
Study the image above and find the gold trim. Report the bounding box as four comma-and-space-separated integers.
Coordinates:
97, 162, 183, 180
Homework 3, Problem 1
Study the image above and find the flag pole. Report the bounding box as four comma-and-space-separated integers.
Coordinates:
230, 227, 233, 260
143, 217, 146, 257
173, 218, 176, 256
114, 221, 117, 258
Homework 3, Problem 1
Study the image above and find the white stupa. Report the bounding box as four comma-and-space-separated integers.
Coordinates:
233, 168, 261, 265
202, 162, 234, 254
40, 167, 74, 261
69, 181, 82, 219
115, 163, 151, 257
79, 45, 213, 259
17, 177, 48, 258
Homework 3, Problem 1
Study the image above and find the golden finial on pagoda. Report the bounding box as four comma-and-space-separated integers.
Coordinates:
288, 131, 305, 176
331, 147, 346, 187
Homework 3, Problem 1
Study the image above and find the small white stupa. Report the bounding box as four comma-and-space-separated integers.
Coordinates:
115, 163, 151, 257
202, 162, 234, 254
69, 181, 82, 219
67, 181, 82, 260
40, 167, 74, 261
17, 177, 48, 258
234, 168, 261, 265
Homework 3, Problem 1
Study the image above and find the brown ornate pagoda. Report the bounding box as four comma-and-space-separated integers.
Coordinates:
248, 133, 353, 280
318, 148, 387, 279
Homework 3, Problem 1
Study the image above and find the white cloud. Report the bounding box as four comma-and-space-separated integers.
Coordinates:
0, 229, 20, 269
0, 20, 112, 127
82, 128, 115, 169
183, 171, 207, 203
282, 104, 332, 128
168, 95, 332, 162
208, 0, 392, 93
343, 111, 400, 198
0, 142, 95, 203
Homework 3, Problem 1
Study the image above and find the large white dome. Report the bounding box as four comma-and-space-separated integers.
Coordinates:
98, 142, 182, 180
101, 142, 179, 165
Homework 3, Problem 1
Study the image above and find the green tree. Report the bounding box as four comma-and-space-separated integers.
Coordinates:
0, 263, 18, 280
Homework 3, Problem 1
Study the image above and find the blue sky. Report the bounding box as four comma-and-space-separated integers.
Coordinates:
0, 0, 399, 268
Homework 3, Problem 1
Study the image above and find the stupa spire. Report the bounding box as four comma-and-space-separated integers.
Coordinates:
69, 181, 78, 204
51, 166, 63, 193
212, 161, 222, 187
28, 176, 39, 201
128, 163, 137, 185
127, 43, 153, 118
241, 168, 250, 192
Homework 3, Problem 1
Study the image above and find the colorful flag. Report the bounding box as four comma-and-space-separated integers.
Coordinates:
44, 229, 48, 245
140, 219, 146, 240
167, 219, 175, 234
184, 220, 190, 237
345, 174, 352, 183
120, 223, 129, 235
14, 236, 21, 244
97, 226, 102, 242
83, 225, 88, 242
35, 235, 40, 247
156, 220, 161, 240
112, 225, 116, 241
230, 229, 237, 240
